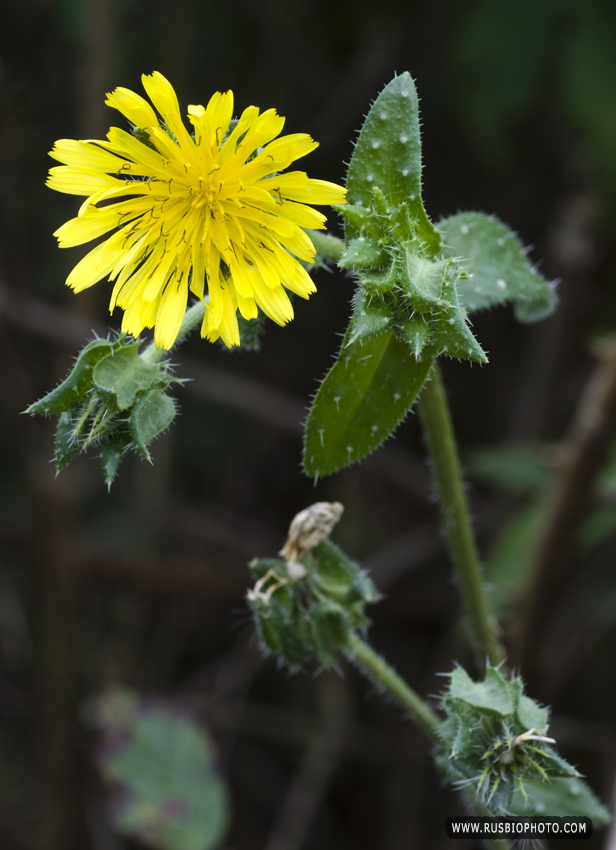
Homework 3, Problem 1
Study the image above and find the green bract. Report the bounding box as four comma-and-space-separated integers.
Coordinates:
437, 665, 609, 822
27, 335, 180, 487
304, 73, 555, 478
247, 539, 377, 671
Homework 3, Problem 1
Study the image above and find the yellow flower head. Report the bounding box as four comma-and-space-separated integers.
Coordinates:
47, 72, 346, 348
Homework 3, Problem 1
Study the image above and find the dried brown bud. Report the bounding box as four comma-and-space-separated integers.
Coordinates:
279, 502, 344, 565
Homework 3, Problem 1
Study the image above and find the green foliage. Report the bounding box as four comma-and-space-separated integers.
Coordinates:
344, 72, 440, 255
247, 539, 377, 671
27, 335, 180, 486
303, 331, 435, 477
305, 75, 486, 478
96, 689, 229, 850
466, 443, 551, 497
437, 665, 610, 822
439, 212, 556, 321
305, 74, 555, 478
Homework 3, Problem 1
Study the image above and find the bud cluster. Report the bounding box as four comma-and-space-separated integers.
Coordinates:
27, 335, 180, 486
336, 190, 486, 364
437, 666, 608, 822
247, 536, 377, 671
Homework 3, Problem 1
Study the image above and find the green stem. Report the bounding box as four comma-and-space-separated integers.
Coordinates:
307, 230, 345, 264
346, 632, 440, 741
141, 299, 208, 365
346, 634, 511, 850
417, 363, 504, 667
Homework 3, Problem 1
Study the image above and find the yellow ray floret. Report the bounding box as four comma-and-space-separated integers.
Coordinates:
47, 72, 347, 349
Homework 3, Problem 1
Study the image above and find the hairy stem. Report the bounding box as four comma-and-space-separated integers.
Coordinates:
346, 632, 440, 740
418, 363, 504, 667
307, 230, 345, 264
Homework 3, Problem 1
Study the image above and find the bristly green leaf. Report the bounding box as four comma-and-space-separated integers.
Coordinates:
130, 390, 177, 461
509, 776, 610, 824
432, 302, 488, 363
509, 677, 549, 731
310, 601, 349, 667
303, 331, 435, 476
54, 410, 84, 471
27, 338, 115, 415
398, 250, 447, 311
28, 333, 181, 485
396, 315, 432, 359
334, 203, 380, 240
439, 212, 556, 322
93, 344, 159, 409
304, 539, 377, 610
345, 73, 441, 254
448, 666, 513, 715
339, 237, 388, 270
100, 439, 126, 489
348, 289, 392, 345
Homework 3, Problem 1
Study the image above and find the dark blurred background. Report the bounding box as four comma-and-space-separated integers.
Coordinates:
1, 0, 616, 848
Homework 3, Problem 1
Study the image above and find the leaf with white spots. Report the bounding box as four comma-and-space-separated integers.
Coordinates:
432, 302, 487, 363
303, 331, 435, 476
439, 212, 556, 322
348, 289, 392, 344
345, 73, 441, 254
339, 237, 388, 269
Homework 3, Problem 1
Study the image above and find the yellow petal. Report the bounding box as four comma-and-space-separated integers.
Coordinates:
251, 277, 294, 326
259, 172, 347, 204
46, 166, 118, 196
141, 72, 197, 164
154, 274, 188, 349
65, 230, 128, 292
105, 86, 159, 129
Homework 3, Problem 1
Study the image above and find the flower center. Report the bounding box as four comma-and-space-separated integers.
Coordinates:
190, 175, 223, 217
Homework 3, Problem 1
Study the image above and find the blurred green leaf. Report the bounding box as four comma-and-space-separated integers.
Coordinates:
509, 776, 610, 824
97, 690, 229, 850
466, 443, 550, 496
